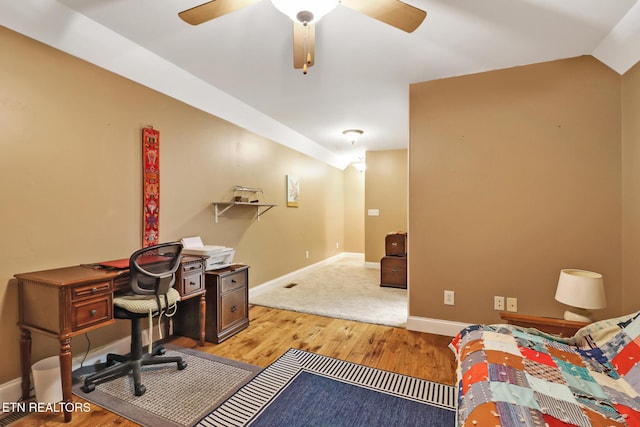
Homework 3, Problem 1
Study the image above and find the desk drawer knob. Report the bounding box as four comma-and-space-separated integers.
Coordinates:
90, 309, 97, 316
91, 287, 98, 293
230, 305, 238, 313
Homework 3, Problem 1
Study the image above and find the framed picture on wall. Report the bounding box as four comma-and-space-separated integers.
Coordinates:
287, 175, 299, 207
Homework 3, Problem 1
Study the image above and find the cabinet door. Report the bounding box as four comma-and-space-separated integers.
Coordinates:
380, 257, 407, 288
220, 287, 247, 329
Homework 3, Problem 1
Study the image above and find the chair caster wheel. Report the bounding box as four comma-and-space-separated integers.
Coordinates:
178, 360, 187, 370
82, 383, 95, 393
135, 385, 146, 396
156, 347, 166, 356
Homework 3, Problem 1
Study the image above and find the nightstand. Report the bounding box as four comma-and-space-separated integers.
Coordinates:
499, 312, 589, 337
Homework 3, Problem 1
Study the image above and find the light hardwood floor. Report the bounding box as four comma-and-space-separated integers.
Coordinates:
12, 306, 456, 426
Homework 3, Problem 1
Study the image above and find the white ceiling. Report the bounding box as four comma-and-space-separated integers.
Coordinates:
3, 0, 640, 169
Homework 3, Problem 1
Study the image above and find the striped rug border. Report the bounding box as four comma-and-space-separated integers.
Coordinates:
196, 348, 456, 427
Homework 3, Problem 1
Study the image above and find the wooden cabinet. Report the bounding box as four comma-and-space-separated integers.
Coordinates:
499, 312, 589, 337
207, 265, 249, 343
174, 264, 249, 344
380, 256, 407, 288
381, 232, 408, 289
385, 233, 407, 256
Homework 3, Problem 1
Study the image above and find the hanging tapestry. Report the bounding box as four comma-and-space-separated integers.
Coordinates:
142, 127, 160, 247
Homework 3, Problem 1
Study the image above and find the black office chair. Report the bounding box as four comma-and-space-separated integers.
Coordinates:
82, 241, 187, 396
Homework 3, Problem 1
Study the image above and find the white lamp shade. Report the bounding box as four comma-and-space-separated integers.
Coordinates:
271, 0, 339, 23
555, 269, 606, 310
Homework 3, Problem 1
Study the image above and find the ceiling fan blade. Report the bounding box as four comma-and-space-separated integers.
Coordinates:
339, 0, 426, 33
293, 22, 315, 70
178, 0, 262, 25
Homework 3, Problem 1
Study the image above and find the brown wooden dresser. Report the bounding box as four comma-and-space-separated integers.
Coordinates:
380, 232, 407, 288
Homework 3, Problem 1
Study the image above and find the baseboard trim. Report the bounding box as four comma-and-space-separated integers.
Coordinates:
364, 261, 380, 270
406, 316, 471, 337
249, 252, 363, 299
0, 377, 22, 405
0, 333, 154, 403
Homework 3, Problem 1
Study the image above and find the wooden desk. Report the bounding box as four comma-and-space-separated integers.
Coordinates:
15, 256, 206, 422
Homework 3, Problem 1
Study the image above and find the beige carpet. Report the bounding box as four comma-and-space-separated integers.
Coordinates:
250, 256, 408, 327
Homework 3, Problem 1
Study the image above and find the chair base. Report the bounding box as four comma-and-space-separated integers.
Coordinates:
81, 317, 187, 396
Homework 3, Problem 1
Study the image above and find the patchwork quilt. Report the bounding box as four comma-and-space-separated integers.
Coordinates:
450, 312, 640, 426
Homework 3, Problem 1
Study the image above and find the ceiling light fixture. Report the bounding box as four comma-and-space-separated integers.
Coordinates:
343, 129, 364, 144
271, 0, 339, 74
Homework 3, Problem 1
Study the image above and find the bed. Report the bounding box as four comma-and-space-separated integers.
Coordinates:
450, 311, 640, 426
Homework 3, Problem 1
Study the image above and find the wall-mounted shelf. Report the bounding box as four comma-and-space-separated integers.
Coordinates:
213, 186, 276, 223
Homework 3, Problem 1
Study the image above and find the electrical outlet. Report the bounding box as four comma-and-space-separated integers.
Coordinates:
506, 297, 518, 312
444, 290, 455, 305
494, 296, 505, 311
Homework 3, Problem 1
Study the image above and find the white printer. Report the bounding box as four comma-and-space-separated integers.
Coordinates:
180, 236, 235, 271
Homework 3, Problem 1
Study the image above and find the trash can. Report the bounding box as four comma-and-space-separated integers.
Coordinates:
31, 356, 63, 404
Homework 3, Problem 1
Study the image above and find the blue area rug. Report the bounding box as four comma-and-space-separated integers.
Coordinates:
197, 348, 456, 427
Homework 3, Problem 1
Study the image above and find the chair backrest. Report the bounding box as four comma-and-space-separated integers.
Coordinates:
129, 241, 183, 296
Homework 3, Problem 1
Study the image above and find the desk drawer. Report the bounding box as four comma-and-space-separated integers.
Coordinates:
180, 271, 204, 297
221, 271, 246, 294
181, 260, 203, 274
72, 281, 112, 300
72, 295, 112, 330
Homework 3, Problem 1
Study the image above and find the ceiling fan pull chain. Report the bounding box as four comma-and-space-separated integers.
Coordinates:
302, 21, 311, 75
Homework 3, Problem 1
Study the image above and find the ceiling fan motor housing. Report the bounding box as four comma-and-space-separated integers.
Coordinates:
271, 0, 340, 24
297, 10, 314, 24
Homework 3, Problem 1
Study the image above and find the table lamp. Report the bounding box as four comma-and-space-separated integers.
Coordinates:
554, 269, 606, 322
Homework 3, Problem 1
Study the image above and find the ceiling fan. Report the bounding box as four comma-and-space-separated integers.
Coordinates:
178, 0, 427, 74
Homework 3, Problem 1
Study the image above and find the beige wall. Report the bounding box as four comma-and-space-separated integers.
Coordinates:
343, 164, 365, 253
364, 150, 408, 263
4, 22, 636, 385
0, 28, 355, 383
622, 61, 640, 314
409, 56, 623, 325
